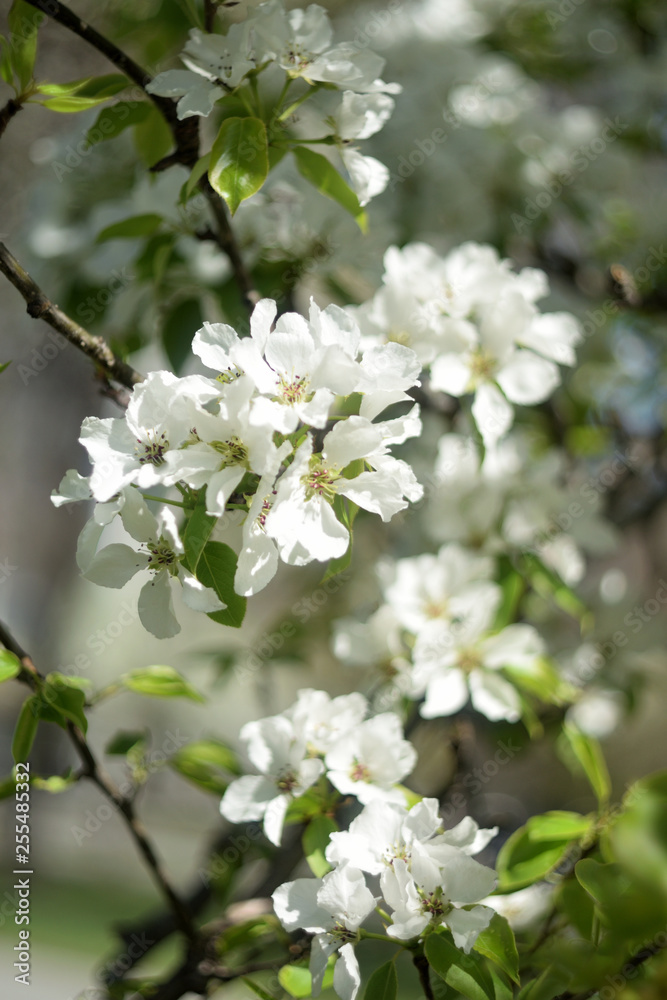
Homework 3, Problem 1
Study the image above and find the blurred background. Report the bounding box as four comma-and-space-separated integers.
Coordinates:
1, 0, 667, 996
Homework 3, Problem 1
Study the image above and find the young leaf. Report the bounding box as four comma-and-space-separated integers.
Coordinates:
209, 116, 269, 214
8, 0, 43, 92
12, 696, 39, 764
105, 731, 148, 756
0, 649, 21, 683
364, 960, 398, 1000
122, 665, 205, 702
85, 100, 152, 147
473, 913, 520, 985
243, 978, 277, 1000
42, 673, 88, 733
36, 74, 129, 98
293, 146, 367, 231
0, 361, 11, 374
558, 723, 611, 806
180, 153, 210, 204
516, 966, 571, 1000
279, 959, 335, 999
425, 934, 496, 1000
197, 541, 247, 628
133, 103, 173, 167
169, 739, 241, 795
96, 214, 164, 243
302, 815, 338, 877
161, 297, 203, 375
183, 493, 217, 573
495, 819, 575, 892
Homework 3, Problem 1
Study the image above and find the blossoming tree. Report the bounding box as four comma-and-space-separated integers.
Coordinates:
1, 1, 667, 999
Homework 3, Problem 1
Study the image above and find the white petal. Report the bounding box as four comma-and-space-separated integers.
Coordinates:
430, 353, 473, 396
479, 624, 544, 669
220, 775, 278, 824
496, 351, 560, 405
235, 529, 279, 597
264, 793, 290, 846
138, 573, 180, 638
333, 943, 361, 1000
272, 879, 330, 935
446, 905, 495, 953
469, 670, 522, 722
341, 148, 389, 206
179, 570, 225, 613
471, 383, 514, 447
519, 312, 581, 366
420, 668, 469, 719
84, 544, 147, 588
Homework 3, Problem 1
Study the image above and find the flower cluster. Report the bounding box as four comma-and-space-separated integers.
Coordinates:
52, 299, 422, 637
334, 543, 552, 723
219, 689, 417, 845
272, 795, 498, 1000
146, 0, 400, 205
351, 241, 582, 446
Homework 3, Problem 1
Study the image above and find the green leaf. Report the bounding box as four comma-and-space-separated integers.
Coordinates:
364, 959, 398, 1000
180, 153, 210, 204
162, 297, 203, 375
0, 774, 17, 799
36, 73, 129, 98
105, 731, 148, 756
42, 673, 88, 733
293, 146, 367, 231
0, 649, 21, 683
209, 116, 269, 214
425, 933, 495, 1000
96, 213, 164, 243
279, 959, 335, 999
197, 541, 247, 629
516, 966, 571, 1000
575, 858, 667, 938
1, 37, 14, 89
527, 811, 594, 842
12, 697, 39, 764
8, 0, 43, 92
607, 770, 667, 898
183, 492, 217, 573
495, 813, 586, 892
0, 361, 11, 374
558, 723, 611, 806
133, 103, 173, 167
473, 913, 520, 985
122, 666, 205, 702
243, 978, 277, 1000
85, 100, 152, 147
320, 543, 352, 584
302, 815, 338, 877
32, 772, 76, 793
169, 738, 241, 795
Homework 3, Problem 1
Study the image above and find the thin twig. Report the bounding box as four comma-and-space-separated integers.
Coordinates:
0, 621, 196, 941
21, 0, 258, 315
0, 242, 143, 391
414, 951, 435, 1000
204, 0, 218, 33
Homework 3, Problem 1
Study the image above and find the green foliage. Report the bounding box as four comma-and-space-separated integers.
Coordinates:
604, 770, 667, 898
209, 117, 269, 214
197, 541, 247, 628
96, 214, 164, 242
12, 696, 39, 764
558, 723, 611, 806
0, 649, 21, 683
85, 101, 153, 147
169, 739, 241, 795
279, 958, 335, 998
425, 932, 497, 1000
42, 672, 89, 733
182, 492, 217, 572
121, 665, 205, 701
293, 146, 367, 231
35, 74, 130, 111
496, 811, 593, 891
473, 913, 520, 984
302, 815, 338, 877
0, 361, 11, 374
105, 731, 149, 756
6, 0, 43, 93
364, 960, 398, 1000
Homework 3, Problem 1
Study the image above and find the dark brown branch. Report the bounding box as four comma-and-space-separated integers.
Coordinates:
0, 97, 23, 139
0, 242, 143, 391
414, 951, 435, 1000
204, 0, 218, 33
0, 621, 196, 942
21, 0, 258, 315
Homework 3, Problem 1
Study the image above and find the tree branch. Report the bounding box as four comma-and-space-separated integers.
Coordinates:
21, 0, 258, 315
0, 621, 196, 942
413, 951, 435, 1000
0, 97, 23, 139
0, 241, 144, 391
553, 937, 667, 1000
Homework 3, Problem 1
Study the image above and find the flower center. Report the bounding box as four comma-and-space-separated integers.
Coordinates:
282, 43, 313, 74
387, 329, 412, 347
276, 769, 299, 794
279, 373, 310, 405
349, 758, 372, 783
420, 887, 449, 917
468, 349, 497, 386
136, 430, 169, 466
457, 648, 482, 673
210, 436, 249, 468
146, 539, 178, 575
216, 365, 244, 384
303, 459, 340, 501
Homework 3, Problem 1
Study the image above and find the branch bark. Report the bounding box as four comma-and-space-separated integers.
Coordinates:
0, 97, 23, 139
0, 241, 144, 391
0, 621, 196, 941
